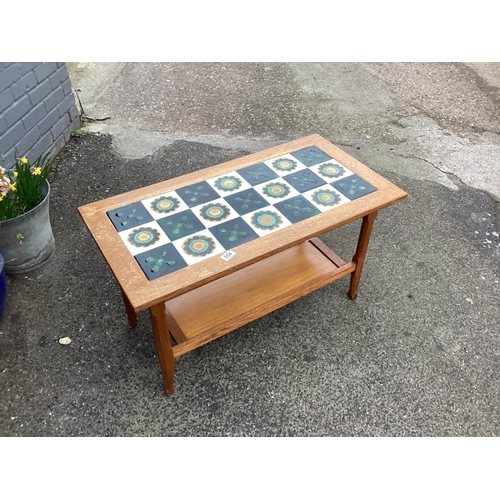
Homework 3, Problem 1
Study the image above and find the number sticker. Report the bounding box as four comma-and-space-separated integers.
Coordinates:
221, 250, 236, 261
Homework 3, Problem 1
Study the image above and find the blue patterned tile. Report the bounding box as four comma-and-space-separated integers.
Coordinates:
224, 188, 269, 215
107, 202, 154, 232
282, 169, 326, 193
135, 243, 188, 280
273, 195, 321, 223
331, 174, 376, 200
176, 181, 219, 208
237, 163, 279, 186
157, 209, 205, 241
290, 146, 332, 167
209, 218, 259, 250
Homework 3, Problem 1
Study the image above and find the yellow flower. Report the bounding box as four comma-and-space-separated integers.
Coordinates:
14, 171, 18, 177
21, 157, 28, 164
33, 167, 42, 175
10, 182, 16, 191
0, 196, 3, 202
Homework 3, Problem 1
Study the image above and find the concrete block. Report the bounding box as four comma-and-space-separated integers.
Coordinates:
0, 88, 14, 113
37, 108, 60, 135
0, 64, 21, 93
19, 62, 41, 76
0, 120, 25, 154
0, 115, 7, 136
22, 101, 47, 132
16, 126, 41, 158
4, 94, 31, 127
62, 79, 73, 96
50, 66, 70, 90
33, 62, 58, 83
29, 131, 52, 162
0, 146, 16, 167
64, 117, 79, 137
48, 131, 67, 158
57, 93, 76, 117
50, 113, 70, 141
44, 86, 64, 113
27, 78, 52, 107
10, 71, 37, 100
69, 103, 79, 122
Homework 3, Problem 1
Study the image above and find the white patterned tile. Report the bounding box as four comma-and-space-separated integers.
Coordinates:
191, 198, 239, 228
118, 220, 171, 256
257, 178, 301, 204
172, 229, 226, 265
263, 153, 309, 177
206, 171, 252, 196
241, 207, 292, 236
305, 186, 351, 213
312, 161, 354, 182
141, 191, 189, 220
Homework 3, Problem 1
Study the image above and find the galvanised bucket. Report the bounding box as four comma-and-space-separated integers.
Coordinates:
0, 179, 55, 274
0, 251, 6, 322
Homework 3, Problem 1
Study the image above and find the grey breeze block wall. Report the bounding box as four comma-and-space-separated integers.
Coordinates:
0, 62, 80, 169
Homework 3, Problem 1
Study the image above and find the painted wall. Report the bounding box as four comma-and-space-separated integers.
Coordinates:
0, 62, 80, 168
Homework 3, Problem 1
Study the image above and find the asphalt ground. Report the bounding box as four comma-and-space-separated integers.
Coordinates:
1, 63, 499, 437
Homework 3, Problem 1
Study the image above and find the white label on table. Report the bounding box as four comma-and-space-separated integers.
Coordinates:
221, 250, 236, 261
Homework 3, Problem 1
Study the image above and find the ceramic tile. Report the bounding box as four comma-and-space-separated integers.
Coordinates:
107, 202, 154, 232
141, 191, 189, 220
331, 174, 377, 200
257, 179, 301, 204
157, 209, 206, 241
206, 171, 252, 195
118, 220, 171, 256
289, 146, 332, 167
282, 169, 326, 193
273, 195, 321, 223
305, 186, 351, 212
263, 153, 308, 177
107, 148, 378, 280
209, 217, 259, 250
172, 229, 226, 265
192, 198, 239, 228
313, 161, 353, 182
224, 188, 270, 216
241, 207, 292, 236
175, 180, 220, 208
135, 243, 188, 281
236, 163, 279, 186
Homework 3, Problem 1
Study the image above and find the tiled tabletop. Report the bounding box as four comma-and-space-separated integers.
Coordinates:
106, 146, 377, 281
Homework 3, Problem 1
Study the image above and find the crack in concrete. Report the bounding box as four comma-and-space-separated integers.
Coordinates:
411, 155, 467, 189
411, 154, 500, 205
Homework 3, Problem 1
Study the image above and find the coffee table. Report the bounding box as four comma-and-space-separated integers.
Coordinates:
78, 134, 407, 395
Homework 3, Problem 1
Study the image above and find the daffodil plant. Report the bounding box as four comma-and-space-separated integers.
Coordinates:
0, 153, 52, 221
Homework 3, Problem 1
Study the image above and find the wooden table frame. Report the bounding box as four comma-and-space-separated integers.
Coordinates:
79, 134, 407, 395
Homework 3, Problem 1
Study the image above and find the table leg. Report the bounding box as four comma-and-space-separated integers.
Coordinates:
348, 211, 378, 300
149, 302, 175, 395
120, 287, 138, 327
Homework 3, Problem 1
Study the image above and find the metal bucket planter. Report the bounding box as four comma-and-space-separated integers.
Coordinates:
0, 179, 55, 274
0, 252, 6, 322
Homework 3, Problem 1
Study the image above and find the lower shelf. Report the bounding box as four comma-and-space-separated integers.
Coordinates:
165, 238, 355, 357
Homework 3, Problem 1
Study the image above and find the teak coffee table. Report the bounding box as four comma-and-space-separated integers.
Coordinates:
78, 134, 407, 395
